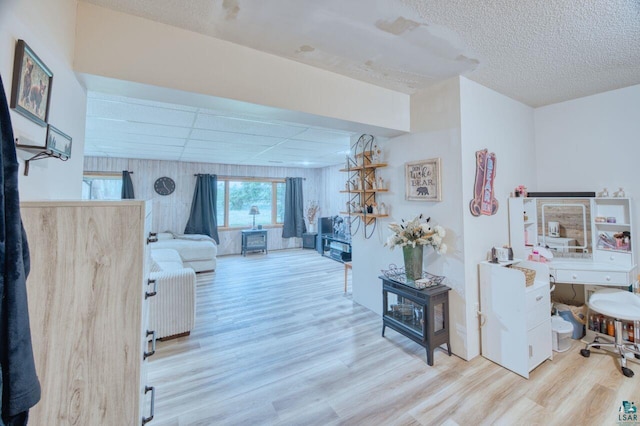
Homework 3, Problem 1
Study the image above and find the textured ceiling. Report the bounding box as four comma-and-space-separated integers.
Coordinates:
79, 0, 640, 166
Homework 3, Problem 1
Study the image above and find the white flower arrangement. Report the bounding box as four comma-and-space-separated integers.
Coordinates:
385, 214, 447, 255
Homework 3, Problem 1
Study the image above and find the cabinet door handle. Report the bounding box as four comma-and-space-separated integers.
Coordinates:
147, 232, 158, 244
141, 385, 155, 425
529, 345, 533, 358
144, 330, 156, 360
145, 279, 157, 299
605, 276, 611, 281
536, 295, 543, 301
478, 311, 486, 327
572, 274, 577, 280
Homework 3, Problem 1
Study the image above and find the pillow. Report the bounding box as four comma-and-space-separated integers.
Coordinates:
156, 232, 174, 241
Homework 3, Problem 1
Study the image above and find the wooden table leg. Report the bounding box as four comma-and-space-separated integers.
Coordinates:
344, 262, 352, 293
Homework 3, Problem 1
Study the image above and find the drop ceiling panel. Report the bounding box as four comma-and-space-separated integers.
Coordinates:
193, 113, 307, 138
87, 98, 197, 127
291, 128, 355, 144
85, 134, 187, 146
86, 119, 192, 138
188, 129, 287, 146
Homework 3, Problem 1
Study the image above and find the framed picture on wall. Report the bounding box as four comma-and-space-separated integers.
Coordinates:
405, 158, 442, 201
10, 39, 53, 126
46, 125, 72, 159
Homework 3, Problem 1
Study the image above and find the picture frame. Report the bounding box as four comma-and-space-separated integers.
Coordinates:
46, 125, 72, 159
10, 39, 53, 127
405, 158, 442, 201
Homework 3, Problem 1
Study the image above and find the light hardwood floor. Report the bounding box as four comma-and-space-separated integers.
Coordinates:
148, 249, 640, 425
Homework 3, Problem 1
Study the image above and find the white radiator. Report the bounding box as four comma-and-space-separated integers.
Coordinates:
148, 268, 196, 339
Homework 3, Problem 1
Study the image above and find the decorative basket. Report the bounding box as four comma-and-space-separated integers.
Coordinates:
510, 266, 536, 286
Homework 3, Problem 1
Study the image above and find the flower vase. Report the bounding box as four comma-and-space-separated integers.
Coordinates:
403, 245, 424, 282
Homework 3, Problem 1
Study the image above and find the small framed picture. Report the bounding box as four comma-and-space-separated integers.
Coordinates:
10, 39, 53, 126
46, 125, 72, 159
405, 158, 442, 201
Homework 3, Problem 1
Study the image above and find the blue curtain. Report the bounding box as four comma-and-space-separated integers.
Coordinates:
121, 170, 134, 199
282, 177, 306, 238
1, 73, 41, 423
184, 174, 219, 244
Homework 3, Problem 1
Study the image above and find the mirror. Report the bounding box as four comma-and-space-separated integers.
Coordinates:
536, 198, 592, 256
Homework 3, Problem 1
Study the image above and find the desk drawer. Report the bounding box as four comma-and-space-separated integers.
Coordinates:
594, 251, 633, 266
554, 269, 629, 285
526, 287, 550, 330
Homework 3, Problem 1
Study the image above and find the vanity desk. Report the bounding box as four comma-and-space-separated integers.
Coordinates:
548, 259, 637, 288
509, 196, 637, 293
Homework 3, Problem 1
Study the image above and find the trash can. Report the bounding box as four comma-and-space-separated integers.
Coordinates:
551, 315, 573, 352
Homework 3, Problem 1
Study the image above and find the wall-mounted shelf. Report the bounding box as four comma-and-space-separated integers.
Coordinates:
16, 137, 69, 176
341, 134, 388, 239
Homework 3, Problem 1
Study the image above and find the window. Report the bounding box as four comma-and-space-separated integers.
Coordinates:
82, 173, 122, 200
218, 178, 285, 229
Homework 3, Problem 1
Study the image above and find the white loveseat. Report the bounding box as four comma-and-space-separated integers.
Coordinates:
150, 232, 217, 272
148, 248, 196, 340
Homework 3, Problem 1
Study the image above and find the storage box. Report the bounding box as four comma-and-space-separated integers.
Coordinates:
559, 309, 585, 339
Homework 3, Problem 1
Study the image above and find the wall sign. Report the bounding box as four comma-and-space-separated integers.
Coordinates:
405, 158, 441, 201
470, 149, 498, 216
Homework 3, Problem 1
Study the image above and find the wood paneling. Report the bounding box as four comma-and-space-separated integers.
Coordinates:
84, 157, 332, 255
147, 249, 635, 425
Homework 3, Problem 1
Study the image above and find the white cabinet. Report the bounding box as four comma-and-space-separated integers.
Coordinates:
21, 201, 156, 425
479, 261, 552, 378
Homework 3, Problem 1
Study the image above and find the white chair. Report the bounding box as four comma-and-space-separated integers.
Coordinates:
580, 289, 640, 377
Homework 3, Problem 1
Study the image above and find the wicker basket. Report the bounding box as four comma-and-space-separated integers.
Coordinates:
510, 266, 536, 286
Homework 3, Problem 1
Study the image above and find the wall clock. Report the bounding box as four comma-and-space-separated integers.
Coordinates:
154, 176, 175, 196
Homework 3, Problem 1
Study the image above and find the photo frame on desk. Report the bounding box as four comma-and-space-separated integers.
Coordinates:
405, 158, 441, 201
10, 40, 53, 127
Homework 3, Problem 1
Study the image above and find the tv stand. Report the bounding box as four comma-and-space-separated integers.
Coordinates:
320, 234, 351, 263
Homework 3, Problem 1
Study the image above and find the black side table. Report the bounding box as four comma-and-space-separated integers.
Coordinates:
241, 229, 267, 256
380, 275, 451, 366
302, 232, 317, 249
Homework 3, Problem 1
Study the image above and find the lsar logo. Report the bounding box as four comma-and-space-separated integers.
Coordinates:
619, 401, 638, 424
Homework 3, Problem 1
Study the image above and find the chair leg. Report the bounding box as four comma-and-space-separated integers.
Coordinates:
581, 319, 637, 377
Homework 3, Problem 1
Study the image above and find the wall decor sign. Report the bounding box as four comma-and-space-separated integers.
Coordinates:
405, 158, 441, 201
10, 39, 53, 126
469, 148, 498, 216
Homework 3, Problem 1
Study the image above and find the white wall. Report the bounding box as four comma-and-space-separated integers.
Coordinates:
534, 84, 640, 266
350, 77, 535, 360
459, 77, 536, 359
350, 77, 466, 354
1, 0, 86, 199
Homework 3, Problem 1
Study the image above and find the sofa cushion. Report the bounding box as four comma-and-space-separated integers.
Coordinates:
150, 248, 185, 272
156, 232, 174, 241
150, 258, 162, 273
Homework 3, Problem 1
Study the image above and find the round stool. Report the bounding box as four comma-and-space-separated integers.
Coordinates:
580, 289, 640, 377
